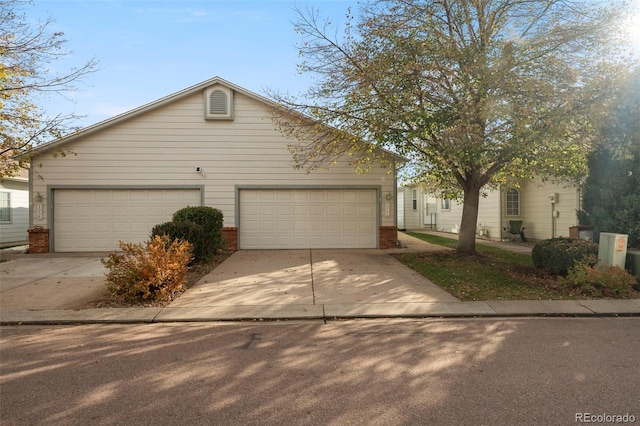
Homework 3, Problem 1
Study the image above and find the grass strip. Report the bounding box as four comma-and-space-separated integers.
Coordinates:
396, 232, 571, 301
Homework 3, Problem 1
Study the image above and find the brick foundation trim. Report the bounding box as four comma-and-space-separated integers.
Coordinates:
221, 227, 238, 251
28, 228, 50, 253
379, 226, 398, 249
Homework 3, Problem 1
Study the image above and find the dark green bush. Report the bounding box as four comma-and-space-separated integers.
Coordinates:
532, 238, 599, 276
151, 221, 207, 263
172, 206, 224, 252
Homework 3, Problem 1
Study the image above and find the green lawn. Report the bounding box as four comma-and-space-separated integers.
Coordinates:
393, 232, 572, 301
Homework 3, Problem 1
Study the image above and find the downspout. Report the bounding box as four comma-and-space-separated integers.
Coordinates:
498, 185, 503, 241
393, 160, 398, 229
28, 159, 34, 229
576, 177, 583, 224
551, 202, 555, 238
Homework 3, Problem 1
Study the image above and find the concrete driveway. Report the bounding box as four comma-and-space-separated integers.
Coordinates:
0, 246, 457, 313
0, 255, 108, 310
170, 249, 458, 309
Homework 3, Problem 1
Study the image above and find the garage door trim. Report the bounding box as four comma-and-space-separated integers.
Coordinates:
48, 185, 204, 252
236, 185, 381, 249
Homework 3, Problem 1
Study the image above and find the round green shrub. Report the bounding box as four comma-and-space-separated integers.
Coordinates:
172, 206, 224, 252
531, 237, 599, 276
151, 221, 206, 263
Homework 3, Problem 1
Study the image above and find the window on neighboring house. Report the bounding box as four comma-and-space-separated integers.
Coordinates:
0, 192, 10, 223
506, 189, 520, 216
441, 198, 450, 211
412, 189, 418, 210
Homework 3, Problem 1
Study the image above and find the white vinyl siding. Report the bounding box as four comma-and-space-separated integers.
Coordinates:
239, 189, 377, 249
397, 190, 405, 229
53, 188, 201, 251
0, 180, 29, 246
517, 180, 580, 240
402, 181, 579, 241
30, 88, 396, 250
434, 191, 501, 238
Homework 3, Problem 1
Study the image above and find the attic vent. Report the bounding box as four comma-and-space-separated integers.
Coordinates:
209, 90, 227, 114
204, 85, 233, 120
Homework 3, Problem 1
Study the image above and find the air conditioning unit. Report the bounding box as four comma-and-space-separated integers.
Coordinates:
548, 193, 558, 204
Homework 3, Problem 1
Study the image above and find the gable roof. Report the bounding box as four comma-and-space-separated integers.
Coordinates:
21, 76, 278, 157
22, 76, 406, 164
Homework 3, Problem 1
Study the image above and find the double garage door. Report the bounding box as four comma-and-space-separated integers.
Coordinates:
53, 188, 378, 251
53, 189, 201, 252
239, 189, 377, 249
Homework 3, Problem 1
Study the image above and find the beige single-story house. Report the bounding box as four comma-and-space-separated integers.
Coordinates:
398, 180, 584, 241
0, 170, 29, 247
24, 77, 400, 252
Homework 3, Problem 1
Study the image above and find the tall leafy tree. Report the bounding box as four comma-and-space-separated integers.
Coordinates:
581, 68, 640, 247
1, 0, 97, 177
271, 0, 635, 254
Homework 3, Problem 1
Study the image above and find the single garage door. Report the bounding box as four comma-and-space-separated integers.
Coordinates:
53, 188, 201, 251
239, 189, 377, 249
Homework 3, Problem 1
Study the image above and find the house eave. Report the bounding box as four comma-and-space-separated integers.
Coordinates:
17, 76, 282, 160
17, 75, 408, 166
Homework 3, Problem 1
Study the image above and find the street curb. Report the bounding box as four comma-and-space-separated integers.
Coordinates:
2, 300, 639, 325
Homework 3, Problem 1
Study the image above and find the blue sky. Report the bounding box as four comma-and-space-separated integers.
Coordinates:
29, 0, 355, 127
28, 0, 640, 129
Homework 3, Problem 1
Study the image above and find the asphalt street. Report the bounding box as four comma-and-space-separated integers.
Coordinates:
1, 318, 639, 426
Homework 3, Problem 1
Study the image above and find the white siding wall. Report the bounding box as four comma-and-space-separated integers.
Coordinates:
399, 186, 440, 230
516, 180, 580, 240
401, 179, 580, 241
434, 190, 501, 240
436, 198, 463, 233
402, 187, 421, 229
0, 179, 29, 246
31, 89, 396, 231
397, 190, 405, 229
476, 190, 501, 239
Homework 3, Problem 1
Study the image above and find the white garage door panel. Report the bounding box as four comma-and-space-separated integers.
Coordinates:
239, 189, 377, 249
54, 189, 201, 251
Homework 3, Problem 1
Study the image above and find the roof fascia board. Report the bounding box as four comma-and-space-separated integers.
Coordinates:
20, 76, 257, 157
21, 75, 407, 164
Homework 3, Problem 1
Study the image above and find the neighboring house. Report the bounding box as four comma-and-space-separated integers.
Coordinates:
23, 77, 401, 252
398, 180, 582, 241
0, 170, 29, 247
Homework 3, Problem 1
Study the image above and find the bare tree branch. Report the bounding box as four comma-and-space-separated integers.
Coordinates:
1, 0, 98, 177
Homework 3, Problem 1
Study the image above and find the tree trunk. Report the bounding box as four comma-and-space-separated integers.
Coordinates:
456, 185, 481, 255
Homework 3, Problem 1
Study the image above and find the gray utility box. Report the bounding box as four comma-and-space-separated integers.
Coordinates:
627, 250, 640, 279
598, 233, 628, 269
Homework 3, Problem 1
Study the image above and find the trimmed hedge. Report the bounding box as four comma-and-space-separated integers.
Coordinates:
151, 221, 206, 263
172, 206, 224, 251
532, 238, 599, 276
151, 206, 224, 263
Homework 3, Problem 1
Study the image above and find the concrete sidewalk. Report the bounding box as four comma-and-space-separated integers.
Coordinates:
1, 233, 639, 324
